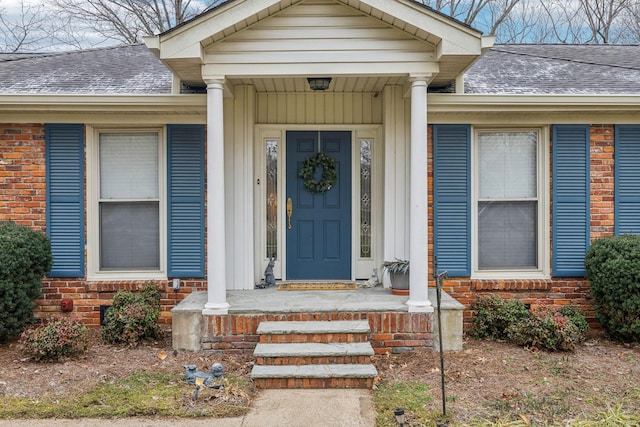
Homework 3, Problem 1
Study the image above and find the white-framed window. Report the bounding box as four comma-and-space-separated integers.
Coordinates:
87, 128, 166, 280
359, 138, 373, 259
472, 128, 549, 278
265, 138, 279, 260
353, 129, 382, 280
253, 129, 283, 281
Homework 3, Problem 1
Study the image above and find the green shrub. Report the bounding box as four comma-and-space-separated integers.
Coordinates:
506, 306, 587, 351
0, 221, 52, 342
101, 283, 162, 347
557, 305, 589, 337
469, 296, 589, 351
468, 296, 531, 340
19, 317, 88, 362
584, 234, 640, 342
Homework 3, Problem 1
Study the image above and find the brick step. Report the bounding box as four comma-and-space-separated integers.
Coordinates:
257, 320, 371, 334
256, 355, 370, 366
254, 342, 373, 365
260, 333, 368, 344
253, 320, 377, 389
257, 320, 370, 344
251, 364, 378, 389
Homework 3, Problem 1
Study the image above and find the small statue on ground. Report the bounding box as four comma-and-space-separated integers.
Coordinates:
184, 365, 197, 384
183, 363, 224, 389
205, 362, 224, 388
256, 256, 276, 289
359, 268, 381, 288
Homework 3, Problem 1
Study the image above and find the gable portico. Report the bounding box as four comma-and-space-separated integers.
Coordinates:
145, 0, 492, 316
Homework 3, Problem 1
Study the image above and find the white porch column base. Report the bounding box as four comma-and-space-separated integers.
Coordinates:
406, 299, 434, 313
407, 74, 432, 311
204, 77, 229, 315
203, 303, 230, 315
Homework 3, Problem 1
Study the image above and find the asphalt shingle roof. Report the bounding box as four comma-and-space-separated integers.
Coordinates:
0, 44, 172, 94
0, 43, 639, 95
465, 44, 640, 94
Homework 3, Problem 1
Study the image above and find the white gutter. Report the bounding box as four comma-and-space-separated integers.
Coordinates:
428, 94, 640, 113
0, 93, 638, 117
0, 94, 206, 112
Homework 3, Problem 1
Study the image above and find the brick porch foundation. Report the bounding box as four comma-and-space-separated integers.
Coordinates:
201, 311, 432, 355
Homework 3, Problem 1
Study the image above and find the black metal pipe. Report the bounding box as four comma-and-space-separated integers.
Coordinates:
433, 257, 448, 418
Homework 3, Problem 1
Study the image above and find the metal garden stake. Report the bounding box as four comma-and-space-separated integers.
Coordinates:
433, 257, 448, 418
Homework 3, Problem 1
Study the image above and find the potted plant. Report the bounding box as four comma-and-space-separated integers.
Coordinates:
382, 259, 409, 295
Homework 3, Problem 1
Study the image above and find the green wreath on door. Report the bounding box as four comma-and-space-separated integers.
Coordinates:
298, 152, 337, 193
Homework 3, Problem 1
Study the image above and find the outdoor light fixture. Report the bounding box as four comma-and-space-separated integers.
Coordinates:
393, 407, 405, 426
185, 363, 225, 403
307, 77, 332, 91
193, 375, 205, 402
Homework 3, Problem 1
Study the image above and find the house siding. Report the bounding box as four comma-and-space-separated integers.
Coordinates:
203, 1, 436, 77
255, 92, 382, 125
0, 122, 625, 329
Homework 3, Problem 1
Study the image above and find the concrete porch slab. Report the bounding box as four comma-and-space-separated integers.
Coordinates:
171, 287, 464, 352
174, 287, 462, 312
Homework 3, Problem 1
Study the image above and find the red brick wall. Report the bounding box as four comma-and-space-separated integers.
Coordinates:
202, 311, 432, 355
0, 123, 46, 229
38, 278, 208, 326
589, 125, 615, 239
429, 125, 616, 329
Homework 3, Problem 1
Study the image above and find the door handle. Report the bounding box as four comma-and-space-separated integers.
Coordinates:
286, 197, 293, 230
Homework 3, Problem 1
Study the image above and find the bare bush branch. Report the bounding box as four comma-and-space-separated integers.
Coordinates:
46, 0, 221, 44
0, 0, 59, 52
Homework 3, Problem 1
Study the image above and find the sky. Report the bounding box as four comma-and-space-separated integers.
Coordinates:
0, 0, 115, 51
1, 0, 38, 18
0, 0, 224, 51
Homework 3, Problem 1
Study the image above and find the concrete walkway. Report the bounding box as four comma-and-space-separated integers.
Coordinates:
0, 389, 376, 427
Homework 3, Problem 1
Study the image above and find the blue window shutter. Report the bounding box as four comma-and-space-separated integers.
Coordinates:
433, 124, 471, 276
552, 125, 590, 277
167, 125, 205, 278
615, 125, 640, 235
45, 124, 85, 277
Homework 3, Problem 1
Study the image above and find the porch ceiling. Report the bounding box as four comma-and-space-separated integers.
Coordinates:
232, 75, 407, 93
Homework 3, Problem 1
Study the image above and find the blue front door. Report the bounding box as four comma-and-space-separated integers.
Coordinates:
286, 131, 352, 279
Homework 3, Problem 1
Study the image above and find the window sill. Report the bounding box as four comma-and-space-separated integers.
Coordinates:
471, 270, 550, 281
87, 271, 167, 282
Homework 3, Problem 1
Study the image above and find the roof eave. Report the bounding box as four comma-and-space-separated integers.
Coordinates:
2, 92, 639, 111
428, 93, 640, 112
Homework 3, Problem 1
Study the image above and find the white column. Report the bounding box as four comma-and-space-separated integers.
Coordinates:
382, 86, 409, 266
406, 75, 433, 313
203, 78, 230, 315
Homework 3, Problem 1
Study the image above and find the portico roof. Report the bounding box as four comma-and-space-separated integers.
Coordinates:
144, 0, 492, 89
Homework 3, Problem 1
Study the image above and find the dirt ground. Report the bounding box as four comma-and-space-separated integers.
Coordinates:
0, 328, 254, 399
373, 330, 640, 424
0, 328, 638, 425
